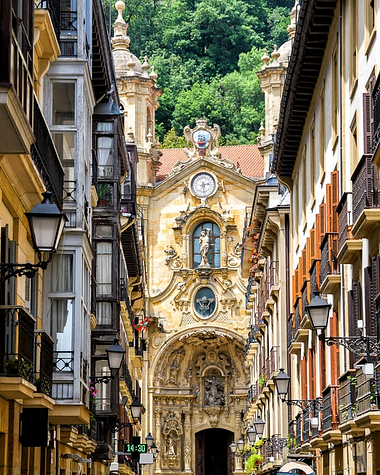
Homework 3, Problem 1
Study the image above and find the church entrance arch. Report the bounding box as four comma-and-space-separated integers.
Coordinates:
195, 429, 234, 475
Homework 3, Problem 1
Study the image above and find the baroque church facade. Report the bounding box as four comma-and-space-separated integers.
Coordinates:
111, 2, 264, 473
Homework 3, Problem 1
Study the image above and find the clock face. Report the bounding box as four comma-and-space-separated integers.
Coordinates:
191, 173, 216, 198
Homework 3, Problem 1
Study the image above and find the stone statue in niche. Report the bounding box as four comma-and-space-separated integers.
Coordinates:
205, 375, 225, 406
199, 228, 211, 267
166, 434, 177, 455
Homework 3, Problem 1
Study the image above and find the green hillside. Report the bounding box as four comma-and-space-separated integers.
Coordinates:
103, 0, 291, 146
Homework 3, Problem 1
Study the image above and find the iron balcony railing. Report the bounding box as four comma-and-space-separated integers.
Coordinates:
294, 297, 301, 335
121, 362, 133, 395
322, 385, 339, 432
32, 98, 64, 209
338, 371, 357, 423
320, 233, 339, 284
337, 192, 353, 254
287, 314, 295, 347
302, 411, 310, 443
35, 330, 54, 396
356, 368, 376, 416
295, 413, 302, 447
310, 259, 321, 294
247, 382, 259, 406
34, 0, 60, 40
352, 154, 380, 225
302, 281, 309, 324
0, 306, 35, 383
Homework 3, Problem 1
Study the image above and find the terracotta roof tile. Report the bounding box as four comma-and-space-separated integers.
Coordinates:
157, 145, 264, 181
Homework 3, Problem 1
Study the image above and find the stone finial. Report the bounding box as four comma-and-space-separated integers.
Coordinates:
142, 56, 150, 78
261, 48, 270, 69
149, 65, 158, 82
259, 121, 265, 136
271, 45, 280, 66
147, 128, 153, 143
127, 55, 136, 76
112, 0, 130, 50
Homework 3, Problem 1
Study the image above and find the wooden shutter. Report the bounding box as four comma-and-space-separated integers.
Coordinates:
331, 171, 339, 232
326, 183, 332, 232
306, 237, 311, 273
363, 92, 373, 155
315, 214, 321, 258
302, 249, 307, 283
319, 337, 326, 392
310, 228, 318, 260
319, 204, 326, 245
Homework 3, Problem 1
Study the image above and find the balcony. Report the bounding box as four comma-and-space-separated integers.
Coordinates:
34, 0, 60, 40
338, 370, 362, 436
336, 192, 362, 264
373, 73, 380, 166
309, 259, 320, 294
351, 154, 380, 239
321, 385, 341, 444
32, 98, 64, 208
0, 1, 34, 154
354, 367, 380, 431
290, 297, 309, 353
0, 306, 36, 400
320, 233, 340, 294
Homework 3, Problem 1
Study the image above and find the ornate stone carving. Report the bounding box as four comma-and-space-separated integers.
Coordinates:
204, 406, 223, 427
164, 245, 183, 269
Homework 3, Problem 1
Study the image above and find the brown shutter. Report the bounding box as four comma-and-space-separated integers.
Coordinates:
315, 214, 321, 258
302, 249, 307, 283
326, 183, 332, 232
319, 204, 326, 244
331, 170, 339, 232
363, 92, 373, 155
319, 337, 326, 391
306, 237, 311, 273
310, 228, 318, 260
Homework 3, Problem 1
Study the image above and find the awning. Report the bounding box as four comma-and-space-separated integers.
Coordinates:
278, 461, 315, 475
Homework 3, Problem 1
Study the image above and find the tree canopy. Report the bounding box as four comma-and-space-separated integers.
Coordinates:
103, 0, 291, 146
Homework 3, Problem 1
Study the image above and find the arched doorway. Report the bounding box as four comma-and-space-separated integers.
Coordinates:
195, 428, 234, 475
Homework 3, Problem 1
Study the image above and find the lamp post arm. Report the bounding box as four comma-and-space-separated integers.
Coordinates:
321, 335, 380, 358
286, 398, 322, 412
0, 252, 53, 284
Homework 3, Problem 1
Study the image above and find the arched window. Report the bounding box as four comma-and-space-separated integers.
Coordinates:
193, 222, 220, 268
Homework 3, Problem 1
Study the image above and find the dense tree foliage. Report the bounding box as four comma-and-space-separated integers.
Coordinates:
103, 0, 291, 145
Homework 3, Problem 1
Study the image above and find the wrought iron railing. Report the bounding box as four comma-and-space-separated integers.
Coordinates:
302, 411, 310, 443
63, 180, 77, 203
295, 413, 302, 447
34, 330, 54, 396
53, 350, 74, 372
352, 154, 379, 224
34, 0, 60, 40
337, 192, 352, 254
0, 306, 35, 383
247, 383, 259, 405
294, 298, 301, 335
121, 363, 133, 395
339, 371, 357, 423
356, 368, 375, 416
287, 314, 295, 347
322, 385, 339, 432
302, 281, 309, 324
32, 98, 64, 209
320, 233, 339, 284
310, 259, 320, 294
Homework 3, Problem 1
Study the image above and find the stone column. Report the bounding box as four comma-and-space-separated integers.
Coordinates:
183, 410, 192, 472
155, 407, 162, 472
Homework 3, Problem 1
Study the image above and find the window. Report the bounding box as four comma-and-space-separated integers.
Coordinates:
194, 287, 216, 318
97, 136, 114, 177
52, 83, 75, 125
96, 301, 112, 326
310, 122, 315, 203
52, 133, 75, 180
350, 0, 358, 94
365, 0, 376, 51
193, 222, 220, 268
51, 299, 74, 370
301, 146, 307, 226
96, 242, 112, 295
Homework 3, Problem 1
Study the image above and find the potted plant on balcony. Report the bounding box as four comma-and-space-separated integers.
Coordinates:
245, 440, 264, 473
5, 357, 19, 375
258, 374, 267, 389
97, 183, 112, 206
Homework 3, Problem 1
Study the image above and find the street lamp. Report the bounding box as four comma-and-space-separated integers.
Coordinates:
0, 191, 67, 283
273, 369, 321, 411
237, 438, 245, 452
229, 441, 237, 454
306, 292, 380, 357
145, 433, 154, 448
92, 339, 126, 384
253, 415, 265, 437
130, 396, 143, 419
305, 291, 331, 331
273, 368, 291, 402
247, 426, 256, 444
